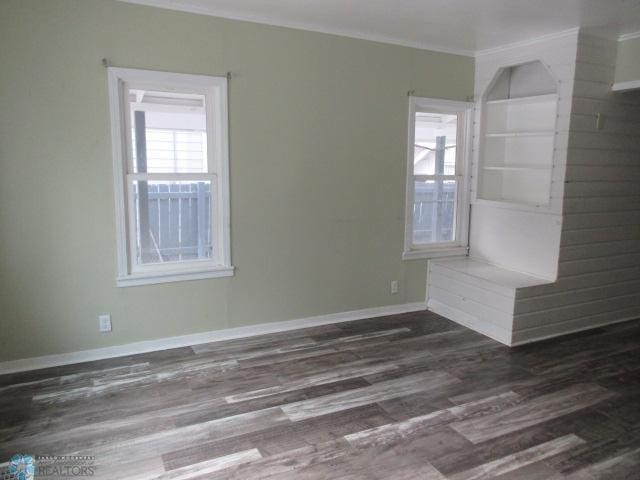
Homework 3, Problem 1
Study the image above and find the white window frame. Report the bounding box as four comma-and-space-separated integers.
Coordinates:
107, 67, 233, 287
403, 97, 472, 260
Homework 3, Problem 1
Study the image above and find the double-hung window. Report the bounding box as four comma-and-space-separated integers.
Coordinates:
108, 68, 233, 286
403, 97, 471, 259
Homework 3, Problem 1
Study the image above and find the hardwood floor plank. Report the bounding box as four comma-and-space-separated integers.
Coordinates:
325, 327, 412, 343
490, 461, 564, 480
31, 360, 237, 404
543, 419, 640, 475
448, 390, 523, 420
162, 404, 392, 470
563, 446, 640, 480
175, 378, 371, 427
432, 408, 626, 477
91, 455, 166, 480
344, 410, 456, 447
204, 440, 351, 480
450, 382, 615, 443
448, 384, 515, 404
225, 357, 399, 403
154, 449, 262, 480
346, 391, 521, 449
281, 370, 460, 422
447, 434, 585, 480
236, 347, 341, 369
0, 362, 151, 395
346, 425, 471, 475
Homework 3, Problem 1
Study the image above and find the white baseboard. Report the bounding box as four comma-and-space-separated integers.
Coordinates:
0, 302, 426, 375
427, 298, 512, 346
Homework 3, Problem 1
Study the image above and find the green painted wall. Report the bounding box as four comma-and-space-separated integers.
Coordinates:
615, 37, 640, 83
0, 0, 474, 361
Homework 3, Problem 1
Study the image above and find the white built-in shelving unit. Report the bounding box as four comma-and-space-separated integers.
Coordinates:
428, 44, 576, 346
477, 64, 559, 208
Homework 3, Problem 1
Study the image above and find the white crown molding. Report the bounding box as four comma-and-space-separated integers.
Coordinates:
115, 2, 640, 57
619, 30, 640, 41
0, 302, 426, 374
118, 0, 475, 56
475, 27, 581, 57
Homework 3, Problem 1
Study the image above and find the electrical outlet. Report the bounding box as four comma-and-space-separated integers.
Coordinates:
390, 280, 399, 294
98, 314, 112, 333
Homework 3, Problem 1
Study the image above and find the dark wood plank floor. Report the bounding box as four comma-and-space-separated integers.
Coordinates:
1, 311, 640, 479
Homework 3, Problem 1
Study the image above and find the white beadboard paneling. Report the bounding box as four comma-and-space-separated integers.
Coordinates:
517, 267, 640, 298
564, 165, 640, 182
428, 270, 515, 314
571, 97, 640, 120
558, 253, 640, 277
568, 131, 640, 151
428, 285, 514, 331
514, 292, 640, 330
572, 79, 615, 99
427, 299, 513, 346
430, 258, 547, 290
574, 61, 616, 83
561, 225, 640, 246
559, 240, 640, 261
515, 280, 640, 314
570, 114, 640, 135
563, 196, 640, 214
564, 181, 640, 198
512, 33, 640, 341
567, 148, 640, 166
511, 309, 640, 345
574, 43, 618, 66
562, 211, 640, 230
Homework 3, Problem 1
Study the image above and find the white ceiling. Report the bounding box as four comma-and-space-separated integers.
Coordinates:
122, 0, 640, 56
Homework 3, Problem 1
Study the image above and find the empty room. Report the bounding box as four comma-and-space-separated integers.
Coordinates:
1, 0, 640, 478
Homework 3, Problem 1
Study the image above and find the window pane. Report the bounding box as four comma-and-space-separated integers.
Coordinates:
129, 89, 207, 173
132, 180, 213, 264
413, 112, 457, 175
413, 180, 457, 244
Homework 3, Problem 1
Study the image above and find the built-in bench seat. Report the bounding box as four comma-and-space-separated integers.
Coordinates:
427, 257, 552, 345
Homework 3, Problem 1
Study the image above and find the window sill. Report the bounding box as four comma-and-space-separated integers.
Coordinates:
402, 246, 468, 261
117, 266, 235, 287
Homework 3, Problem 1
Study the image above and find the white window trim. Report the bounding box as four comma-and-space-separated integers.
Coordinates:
403, 97, 472, 261
107, 67, 233, 287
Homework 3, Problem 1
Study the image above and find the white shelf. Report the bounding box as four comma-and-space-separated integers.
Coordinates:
485, 131, 555, 138
483, 165, 552, 171
474, 197, 550, 208
477, 62, 558, 209
485, 93, 558, 106
430, 257, 550, 289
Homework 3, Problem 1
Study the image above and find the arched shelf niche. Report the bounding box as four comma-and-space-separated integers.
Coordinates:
477, 60, 559, 207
